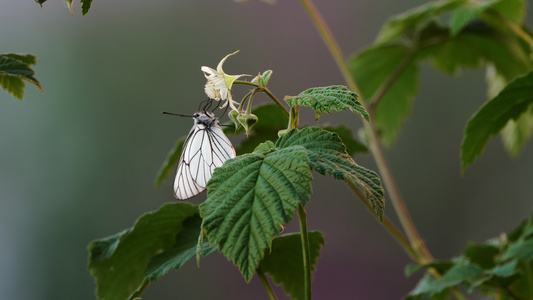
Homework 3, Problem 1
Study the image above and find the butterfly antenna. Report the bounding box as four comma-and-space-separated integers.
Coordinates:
162, 111, 194, 118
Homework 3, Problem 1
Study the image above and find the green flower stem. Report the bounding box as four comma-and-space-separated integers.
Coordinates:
298, 203, 312, 300
257, 267, 279, 300
234, 80, 289, 116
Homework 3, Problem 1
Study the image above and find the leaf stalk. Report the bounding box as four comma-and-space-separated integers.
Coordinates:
298, 203, 312, 300
257, 267, 279, 300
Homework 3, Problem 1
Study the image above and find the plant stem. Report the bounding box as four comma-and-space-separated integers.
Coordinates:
234, 80, 289, 116
298, 203, 312, 300
257, 267, 279, 300
487, 9, 533, 51
297, 0, 433, 263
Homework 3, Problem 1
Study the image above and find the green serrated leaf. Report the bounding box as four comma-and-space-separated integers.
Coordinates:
461, 71, 533, 171
88, 203, 200, 300
81, 0, 93, 15
200, 147, 312, 281
259, 231, 325, 300
349, 45, 419, 146
0, 54, 43, 100
323, 125, 368, 155
284, 85, 368, 122
276, 127, 384, 221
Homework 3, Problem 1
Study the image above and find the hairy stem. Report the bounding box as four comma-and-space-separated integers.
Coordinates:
297, 0, 433, 263
298, 203, 312, 300
257, 267, 279, 300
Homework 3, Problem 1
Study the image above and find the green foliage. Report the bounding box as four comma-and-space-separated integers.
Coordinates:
284, 85, 369, 122
349, 0, 532, 147
276, 127, 384, 221
406, 212, 533, 299
251, 70, 273, 87
199, 146, 313, 281
0, 54, 42, 100
461, 71, 533, 171
259, 231, 325, 300
350, 44, 418, 146
88, 203, 207, 300
322, 125, 368, 155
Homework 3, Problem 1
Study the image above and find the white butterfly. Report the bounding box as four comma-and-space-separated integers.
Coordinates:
174, 111, 236, 200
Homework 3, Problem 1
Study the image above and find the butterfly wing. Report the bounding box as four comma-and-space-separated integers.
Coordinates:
173, 118, 236, 200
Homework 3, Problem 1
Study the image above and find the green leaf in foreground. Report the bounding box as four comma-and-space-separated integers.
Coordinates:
259, 231, 325, 300
284, 85, 369, 122
276, 127, 384, 221
0, 54, 43, 100
461, 71, 533, 171
200, 147, 313, 281
323, 125, 368, 155
88, 203, 203, 300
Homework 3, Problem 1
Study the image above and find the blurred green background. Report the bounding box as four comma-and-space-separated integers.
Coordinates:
1, 1, 532, 299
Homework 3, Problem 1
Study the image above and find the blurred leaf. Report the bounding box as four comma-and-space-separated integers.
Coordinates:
353, 1, 531, 147
259, 231, 325, 300
34, 0, 47, 7
375, 0, 463, 44
464, 243, 499, 269
81, 0, 93, 15
407, 264, 484, 298
501, 98, 533, 157
284, 85, 369, 122
503, 239, 533, 261
276, 127, 384, 221
418, 23, 531, 81
349, 45, 419, 146
449, 0, 525, 35
461, 71, 533, 171
65, 0, 73, 15
155, 138, 185, 187
0, 54, 43, 100
88, 203, 201, 300
200, 147, 312, 281
322, 125, 368, 155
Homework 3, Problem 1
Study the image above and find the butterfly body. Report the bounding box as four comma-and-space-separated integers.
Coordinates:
174, 112, 236, 200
